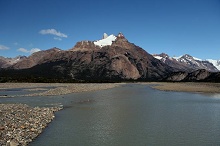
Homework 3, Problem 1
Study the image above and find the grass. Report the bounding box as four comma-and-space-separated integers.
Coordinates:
143, 82, 220, 93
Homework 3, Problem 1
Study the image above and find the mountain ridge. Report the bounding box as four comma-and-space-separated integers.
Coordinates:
0, 33, 219, 83
153, 53, 219, 72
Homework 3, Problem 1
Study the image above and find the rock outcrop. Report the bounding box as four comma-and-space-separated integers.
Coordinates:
165, 69, 220, 82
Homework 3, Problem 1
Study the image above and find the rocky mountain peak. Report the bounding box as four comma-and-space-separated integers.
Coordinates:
102, 33, 108, 39
111, 37, 133, 51
154, 53, 169, 59
71, 41, 99, 51
71, 32, 127, 51
94, 34, 117, 48
180, 54, 194, 60
117, 32, 125, 38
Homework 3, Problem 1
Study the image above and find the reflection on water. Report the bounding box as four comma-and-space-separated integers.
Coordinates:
1, 84, 220, 146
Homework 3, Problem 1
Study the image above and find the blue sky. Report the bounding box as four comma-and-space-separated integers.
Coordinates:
1, 0, 220, 60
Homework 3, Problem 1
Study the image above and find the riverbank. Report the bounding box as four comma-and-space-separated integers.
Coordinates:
144, 82, 220, 93
0, 104, 62, 146
0, 83, 122, 97
0, 83, 122, 146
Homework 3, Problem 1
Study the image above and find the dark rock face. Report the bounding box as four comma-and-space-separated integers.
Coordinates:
166, 71, 189, 81
165, 69, 220, 82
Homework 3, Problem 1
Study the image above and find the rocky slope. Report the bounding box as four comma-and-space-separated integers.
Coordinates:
206, 59, 220, 70
165, 69, 220, 82
153, 53, 219, 72
10, 48, 62, 69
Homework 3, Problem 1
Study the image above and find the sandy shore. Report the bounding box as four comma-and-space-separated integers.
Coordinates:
0, 83, 123, 97
143, 82, 220, 93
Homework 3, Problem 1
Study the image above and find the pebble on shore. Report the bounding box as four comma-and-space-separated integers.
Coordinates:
0, 104, 62, 146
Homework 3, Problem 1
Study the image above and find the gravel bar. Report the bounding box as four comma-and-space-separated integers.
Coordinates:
0, 104, 62, 146
0, 83, 123, 97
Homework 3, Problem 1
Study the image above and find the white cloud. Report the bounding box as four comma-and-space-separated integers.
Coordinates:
30, 48, 41, 54
0, 45, 10, 50
54, 37, 62, 41
39, 29, 67, 38
18, 48, 29, 53
18, 48, 41, 54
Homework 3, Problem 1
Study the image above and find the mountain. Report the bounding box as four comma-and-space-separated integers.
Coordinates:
1, 33, 174, 82
153, 53, 219, 72
0, 56, 27, 69
10, 48, 62, 69
1, 33, 219, 83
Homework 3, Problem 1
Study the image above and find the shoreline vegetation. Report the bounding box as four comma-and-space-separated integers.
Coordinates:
143, 82, 220, 93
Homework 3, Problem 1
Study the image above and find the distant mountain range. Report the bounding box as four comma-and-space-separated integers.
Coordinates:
0, 56, 27, 69
153, 53, 220, 72
0, 33, 219, 82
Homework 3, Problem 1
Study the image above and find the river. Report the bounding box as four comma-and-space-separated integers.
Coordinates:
1, 84, 220, 146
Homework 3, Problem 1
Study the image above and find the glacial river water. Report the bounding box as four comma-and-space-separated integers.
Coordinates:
1, 84, 220, 146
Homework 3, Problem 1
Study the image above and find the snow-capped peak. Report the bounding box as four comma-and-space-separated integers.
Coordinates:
94, 34, 116, 47
153, 53, 220, 72
173, 55, 201, 61
192, 57, 202, 61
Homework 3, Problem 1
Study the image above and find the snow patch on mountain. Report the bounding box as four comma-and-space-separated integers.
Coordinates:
193, 57, 202, 61
153, 53, 220, 72
154, 55, 163, 60
94, 34, 116, 47
206, 59, 220, 70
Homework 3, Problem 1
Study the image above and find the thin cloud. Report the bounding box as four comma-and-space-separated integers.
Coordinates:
18, 48, 41, 54
54, 37, 62, 41
39, 29, 67, 38
30, 48, 41, 54
18, 48, 29, 53
0, 45, 10, 50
